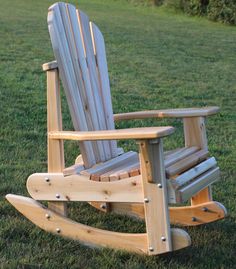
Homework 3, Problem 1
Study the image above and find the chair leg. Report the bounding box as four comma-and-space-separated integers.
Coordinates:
138, 139, 190, 254
47, 68, 67, 216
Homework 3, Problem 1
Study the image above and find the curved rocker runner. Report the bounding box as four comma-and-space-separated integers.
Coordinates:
7, 2, 227, 255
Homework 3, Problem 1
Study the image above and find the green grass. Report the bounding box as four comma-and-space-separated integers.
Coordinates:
0, 0, 235, 268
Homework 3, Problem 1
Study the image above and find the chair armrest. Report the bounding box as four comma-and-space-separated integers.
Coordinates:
42, 60, 58, 71
114, 107, 220, 121
48, 127, 174, 141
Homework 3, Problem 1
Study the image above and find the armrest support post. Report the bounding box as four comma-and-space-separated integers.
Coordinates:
183, 117, 212, 205
46, 67, 67, 216
183, 117, 208, 150
138, 139, 172, 254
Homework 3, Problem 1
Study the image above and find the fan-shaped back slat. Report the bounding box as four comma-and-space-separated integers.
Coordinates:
48, 3, 96, 167
90, 22, 118, 158
77, 9, 111, 160
60, 4, 106, 163
47, 2, 118, 168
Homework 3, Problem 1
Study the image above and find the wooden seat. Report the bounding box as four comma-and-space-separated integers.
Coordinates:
64, 146, 207, 181
63, 146, 219, 203
6, 2, 226, 256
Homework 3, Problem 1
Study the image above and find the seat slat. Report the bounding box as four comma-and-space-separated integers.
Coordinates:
100, 157, 140, 181
166, 149, 209, 177
165, 146, 199, 167
177, 167, 220, 202
80, 151, 138, 177
62, 147, 217, 203
65, 147, 208, 180
164, 148, 182, 157
172, 157, 217, 189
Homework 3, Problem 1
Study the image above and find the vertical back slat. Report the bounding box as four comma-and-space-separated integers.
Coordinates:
48, 2, 119, 168
90, 22, 118, 157
61, 3, 106, 163
48, 4, 96, 167
76, 9, 112, 160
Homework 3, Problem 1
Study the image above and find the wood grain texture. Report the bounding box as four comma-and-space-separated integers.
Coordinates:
184, 117, 208, 150
81, 151, 138, 177
42, 60, 58, 71
111, 201, 227, 226
48, 4, 97, 168
90, 22, 118, 157
77, 8, 110, 161
48, 2, 119, 166
6, 194, 148, 254
165, 146, 199, 168
6, 194, 191, 254
183, 117, 212, 204
138, 139, 172, 255
178, 167, 220, 202
172, 157, 217, 189
165, 149, 209, 177
46, 69, 67, 216
48, 127, 175, 141
27, 173, 143, 203
114, 107, 220, 121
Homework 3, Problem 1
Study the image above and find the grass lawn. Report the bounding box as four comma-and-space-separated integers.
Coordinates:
0, 0, 235, 268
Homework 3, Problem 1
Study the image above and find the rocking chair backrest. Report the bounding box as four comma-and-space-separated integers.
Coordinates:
47, 2, 118, 168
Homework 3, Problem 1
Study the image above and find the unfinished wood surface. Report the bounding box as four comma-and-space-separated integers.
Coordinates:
167, 166, 220, 203
6, 194, 192, 254
75, 154, 83, 164
49, 126, 175, 141
48, 3, 97, 168
139, 139, 172, 255
166, 149, 209, 177
6, 195, 148, 254
47, 69, 67, 216
48, 2, 120, 167
76, 8, 110, 161
48, 3, 101, 166
170, 201, 227, 226
90, 22, 117, 157
64, 146, 203, 181
114, 107, 220, 121
164, 147, 182, 157
111, 201, 227, 226
81, 151, 138, 177
178, 167, 220, 202
42, 60, 58, 71
100, 160, 140, 181
111, 203, 145, 218
27, 173, 143, 203
61, 3, 106, 163
64, 146, 209, 181
63, 163, 85, 177
184, 117, 208, 150
172, 157, 217, 189
164, 146, 199, 167
183, 117, 212, 204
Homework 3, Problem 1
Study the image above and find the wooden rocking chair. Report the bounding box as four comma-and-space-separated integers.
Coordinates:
6, 2, 227, 255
